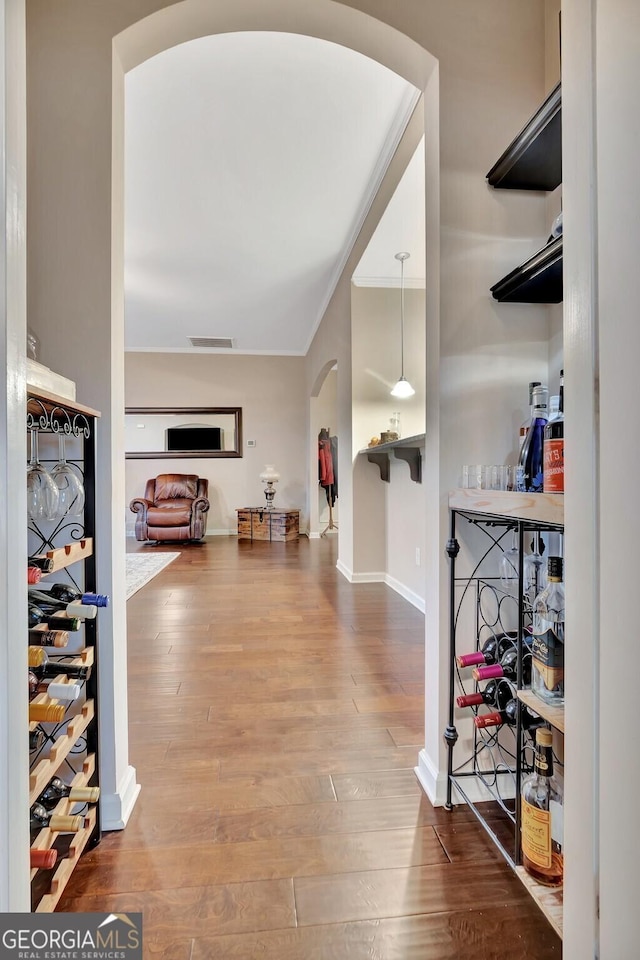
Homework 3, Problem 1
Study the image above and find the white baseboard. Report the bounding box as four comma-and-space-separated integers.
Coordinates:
384, 574, 425, 613
415, 748, 517, 808
415, 749, 448, 806
101, 764, 141, 830
335, 558, 352, 581
308, 531, 321, 539
204, 529, 236, 537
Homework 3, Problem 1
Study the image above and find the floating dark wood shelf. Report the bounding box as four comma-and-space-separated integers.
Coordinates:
360, 434, 424, 484
487, 83, 561, 191
491, 236, 563, 303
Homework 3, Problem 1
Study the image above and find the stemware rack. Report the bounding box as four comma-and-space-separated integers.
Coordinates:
26, 385, 102, 912
444, 489, 564, 938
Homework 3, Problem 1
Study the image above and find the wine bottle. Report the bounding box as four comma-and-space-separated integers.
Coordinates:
28, 554, 54, 573
518, 380, 542, 452
457, 678, 515, 709
47, 583, 109, 608
28, 671, 82, 701
28, 590, 97, 619
30, 803, 83, 836
29, 627, 70, 648
543, 370, 564, 492
30, 848, 58, 869
474, 699, 545, 730
27, 566, 42, 584
531, 556, 565, 705
517, 384, 548, 492
472, 644, 532, 685
29, 728, 45, 753
28, 702, 67, 723
37, 777, 99, 810
456, 631, 517, 668
30, 656, 90, 681
28, 604, 80, 632
521, 727, 563, 886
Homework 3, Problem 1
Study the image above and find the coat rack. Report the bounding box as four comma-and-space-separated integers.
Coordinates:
318, 427, 338, 537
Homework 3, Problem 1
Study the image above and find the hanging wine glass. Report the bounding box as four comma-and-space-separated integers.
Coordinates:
26, 429, 59, 521
50, 434, 85, 517
523, 531, 547, 603
499, 529, 520, 593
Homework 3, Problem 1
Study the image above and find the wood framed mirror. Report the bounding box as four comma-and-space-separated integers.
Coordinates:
125, 406, 243, 459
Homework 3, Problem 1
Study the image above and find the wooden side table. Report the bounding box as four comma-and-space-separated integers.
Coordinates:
236, 507, 300, 542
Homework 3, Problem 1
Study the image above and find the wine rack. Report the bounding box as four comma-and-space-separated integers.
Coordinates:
444, 491, 564, 935
26, 386, 102, 911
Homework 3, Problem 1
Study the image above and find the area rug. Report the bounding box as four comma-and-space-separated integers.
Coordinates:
125, 552, 180, 600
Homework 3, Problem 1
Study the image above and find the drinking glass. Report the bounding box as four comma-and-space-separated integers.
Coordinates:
499, 529, 520, 592
524, 532, 547, 602
27, 429, 59, 521
50, 435, 85, 517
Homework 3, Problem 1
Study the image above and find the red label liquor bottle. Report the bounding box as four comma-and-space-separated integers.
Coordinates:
543, 370, 564, 492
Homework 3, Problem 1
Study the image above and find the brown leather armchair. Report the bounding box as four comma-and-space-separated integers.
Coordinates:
130, 474, 210, 543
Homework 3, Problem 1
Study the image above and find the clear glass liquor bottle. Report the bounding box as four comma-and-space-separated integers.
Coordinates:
521, 727, 563, 886
532, 556, 565, 704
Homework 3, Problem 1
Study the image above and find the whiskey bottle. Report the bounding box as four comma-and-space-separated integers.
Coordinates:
531, 557, 565, 705
521, 727, 563, 886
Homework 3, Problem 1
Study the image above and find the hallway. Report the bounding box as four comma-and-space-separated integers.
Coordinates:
58, 537, 560, 958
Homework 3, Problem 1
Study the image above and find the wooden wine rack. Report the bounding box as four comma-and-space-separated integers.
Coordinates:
29, 701, 95, 806
27, 386, 102, 911
34, 807, 98, 913
28, 648, 94, 734
30, 753, 97, 878
32, 538, 94, 575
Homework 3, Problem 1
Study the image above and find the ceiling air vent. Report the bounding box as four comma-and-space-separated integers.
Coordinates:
188, 336, 234, 349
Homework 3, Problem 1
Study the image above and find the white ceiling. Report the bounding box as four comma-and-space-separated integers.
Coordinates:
124, 32, 421, 355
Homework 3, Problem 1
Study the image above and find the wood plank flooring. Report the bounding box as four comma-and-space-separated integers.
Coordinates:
57, 537, 561, 958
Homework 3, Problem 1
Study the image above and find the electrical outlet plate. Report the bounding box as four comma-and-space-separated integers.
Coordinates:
247, 439, 256, 447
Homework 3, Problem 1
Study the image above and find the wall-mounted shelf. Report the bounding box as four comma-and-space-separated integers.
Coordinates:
518, 689, 565, 734
487, 83, 562, 191
448, 489, 564, 526
515, 866, 563, 939
491, 236, 563, 303
359, 434, 425, 483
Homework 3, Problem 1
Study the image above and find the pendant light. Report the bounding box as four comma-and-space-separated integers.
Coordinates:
390, 252, 415, 398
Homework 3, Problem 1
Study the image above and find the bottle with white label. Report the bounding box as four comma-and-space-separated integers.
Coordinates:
521, 727, 563, 886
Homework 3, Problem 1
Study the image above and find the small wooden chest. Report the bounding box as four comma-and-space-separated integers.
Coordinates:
236, 508, 300, 542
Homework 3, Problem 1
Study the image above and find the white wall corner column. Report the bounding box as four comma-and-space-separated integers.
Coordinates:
561, 2, 599, 957
0, 0, 28, 910
591, 1, 640, 957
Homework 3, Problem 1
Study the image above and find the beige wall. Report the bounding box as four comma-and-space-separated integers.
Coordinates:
351, 284, 425, 453
125, 352, 307, 533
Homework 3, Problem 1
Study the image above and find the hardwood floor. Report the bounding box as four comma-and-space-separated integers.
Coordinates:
58, 537, 561, 958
